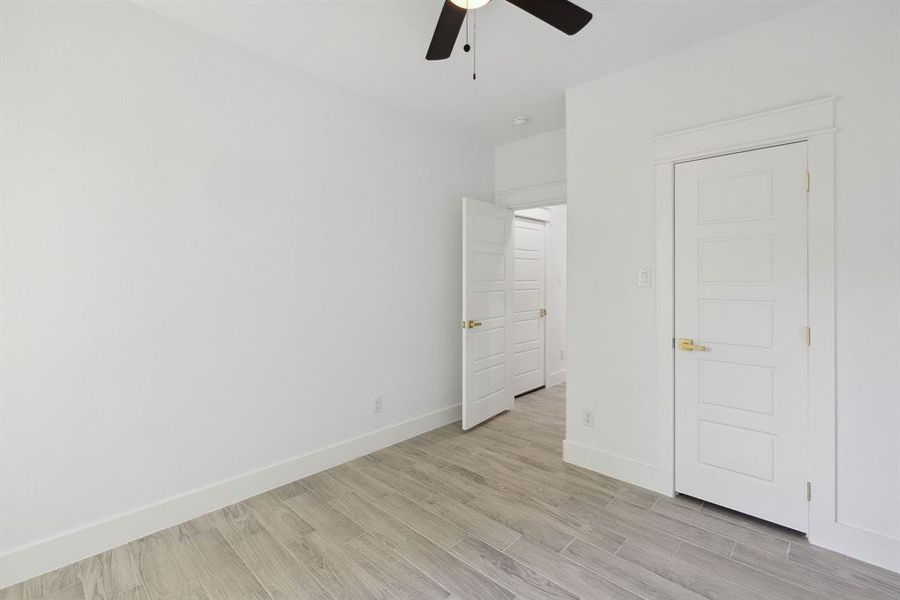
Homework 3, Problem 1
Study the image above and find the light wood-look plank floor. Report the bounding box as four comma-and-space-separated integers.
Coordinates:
4, 383, 900, 600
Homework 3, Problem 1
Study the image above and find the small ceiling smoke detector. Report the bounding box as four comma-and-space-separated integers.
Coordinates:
512, 115, 530, 126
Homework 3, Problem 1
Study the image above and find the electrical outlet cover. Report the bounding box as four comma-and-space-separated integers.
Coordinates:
582, 408, 595, 427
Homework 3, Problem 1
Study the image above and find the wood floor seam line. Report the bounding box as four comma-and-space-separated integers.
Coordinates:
557, 537, 576, 555
501, 534, 523, 553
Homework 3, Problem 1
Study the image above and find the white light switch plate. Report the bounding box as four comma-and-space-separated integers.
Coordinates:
637, 267, 651, 287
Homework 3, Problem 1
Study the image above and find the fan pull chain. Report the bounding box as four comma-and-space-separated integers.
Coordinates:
464, 1, 470, 52
472, 8, 477, 80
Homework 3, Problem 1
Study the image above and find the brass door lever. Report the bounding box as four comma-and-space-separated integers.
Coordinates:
678, 338, 708, 352
461, 320, 483, 329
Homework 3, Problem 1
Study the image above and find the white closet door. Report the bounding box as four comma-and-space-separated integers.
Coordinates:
675, 142, 809, 532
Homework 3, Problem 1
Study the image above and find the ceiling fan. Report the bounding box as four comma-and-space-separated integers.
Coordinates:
426, 0, 592, 61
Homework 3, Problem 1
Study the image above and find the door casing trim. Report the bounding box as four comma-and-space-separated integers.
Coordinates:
655, 97, 843, 554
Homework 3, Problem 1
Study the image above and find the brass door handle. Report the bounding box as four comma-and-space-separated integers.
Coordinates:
540, 308, 547, 318
678, 338, 708, 352
461, 320, 483, 329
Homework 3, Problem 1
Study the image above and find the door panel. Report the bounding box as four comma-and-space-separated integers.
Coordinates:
514, 289, 541, 312
462, 198, 514, 430
675, 143, 809, 532
512, 217, 546, 396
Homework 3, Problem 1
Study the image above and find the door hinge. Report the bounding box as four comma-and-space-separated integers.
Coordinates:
805, 171, 811, 192
806, 481, 812, 502
672, 337, 676, 349
803, 326, 811, 346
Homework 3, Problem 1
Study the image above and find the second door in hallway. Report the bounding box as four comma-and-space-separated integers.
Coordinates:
513, 217, 546, 396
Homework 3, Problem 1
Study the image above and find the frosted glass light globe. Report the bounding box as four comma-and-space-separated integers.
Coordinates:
450, 0, 491, 9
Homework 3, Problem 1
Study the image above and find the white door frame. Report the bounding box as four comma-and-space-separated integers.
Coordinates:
655, 98, 839, 545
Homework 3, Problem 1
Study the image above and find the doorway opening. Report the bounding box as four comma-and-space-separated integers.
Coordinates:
512, 206, 567, 398
460, 197, 567, 430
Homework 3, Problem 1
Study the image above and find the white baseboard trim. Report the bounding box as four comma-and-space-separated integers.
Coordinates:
809, 521, 900, 574
563, 439, 667, 496
548, 369, 567, 387
0, 403, 462, 589
563, 443, 899, 574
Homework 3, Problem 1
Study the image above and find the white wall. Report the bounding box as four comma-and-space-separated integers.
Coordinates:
565, 1, 899, 571
0, 0, 493, 585
495, 129, 566, 208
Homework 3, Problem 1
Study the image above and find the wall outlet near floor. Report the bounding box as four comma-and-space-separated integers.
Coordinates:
373, 396, 383, 414
582, 408, 595, 427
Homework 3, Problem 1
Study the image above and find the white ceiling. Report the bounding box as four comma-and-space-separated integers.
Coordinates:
135, 0, 811, 145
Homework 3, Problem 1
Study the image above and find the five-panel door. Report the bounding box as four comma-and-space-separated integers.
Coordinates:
512, 217, 546, 396
462, 198, 514, 430
674, 142, 810, 532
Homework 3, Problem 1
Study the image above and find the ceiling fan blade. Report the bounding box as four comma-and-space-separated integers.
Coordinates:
504, 0, 592, 35
426, 1, 467, 61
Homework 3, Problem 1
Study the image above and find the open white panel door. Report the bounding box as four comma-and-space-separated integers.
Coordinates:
462, 197, 514, 430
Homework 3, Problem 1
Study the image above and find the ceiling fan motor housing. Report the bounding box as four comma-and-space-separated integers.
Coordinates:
426, 0, 593, 62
